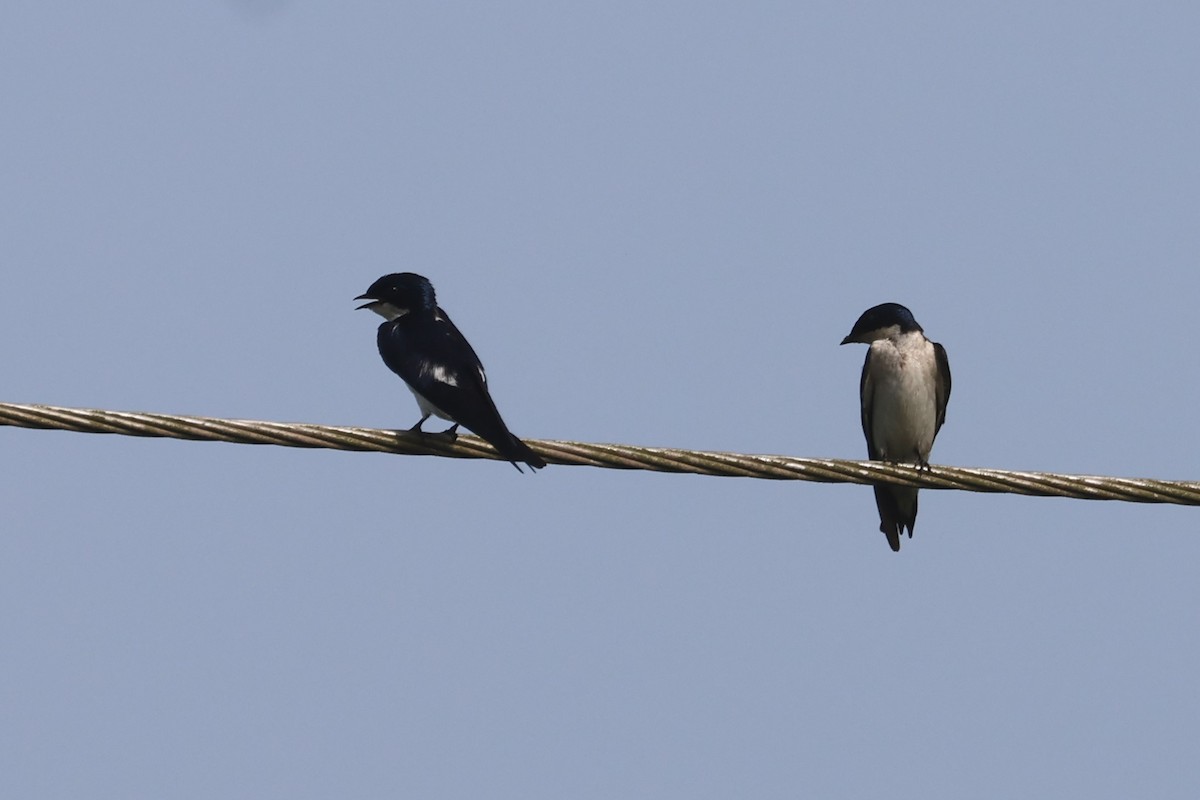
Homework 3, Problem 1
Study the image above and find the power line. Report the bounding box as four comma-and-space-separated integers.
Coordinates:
1, 400, 1197, 506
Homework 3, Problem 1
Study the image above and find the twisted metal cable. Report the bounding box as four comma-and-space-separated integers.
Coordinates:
1, 401, 1197, 506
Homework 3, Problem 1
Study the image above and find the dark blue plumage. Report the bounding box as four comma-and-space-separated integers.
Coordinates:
356, 272, 545, 472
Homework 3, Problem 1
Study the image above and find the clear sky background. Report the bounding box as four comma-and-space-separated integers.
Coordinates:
1, 2, 1197, 797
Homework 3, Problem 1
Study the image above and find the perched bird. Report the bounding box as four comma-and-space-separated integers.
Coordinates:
356, 272, 546, 472
841, 303, 951, 551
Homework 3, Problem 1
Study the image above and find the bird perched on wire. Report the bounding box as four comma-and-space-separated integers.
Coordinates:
356, 272, 546, 472
841, 303, 951, 551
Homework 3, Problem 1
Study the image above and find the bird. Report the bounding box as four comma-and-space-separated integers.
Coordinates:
355, 272, 546, 472
840, 303, 951, 551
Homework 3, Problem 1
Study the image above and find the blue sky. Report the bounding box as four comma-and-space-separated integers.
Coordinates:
1, 3, 1198, 797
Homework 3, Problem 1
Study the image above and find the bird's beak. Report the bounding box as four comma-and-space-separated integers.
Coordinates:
840, 335, 854, 345
355, 293, 377, 311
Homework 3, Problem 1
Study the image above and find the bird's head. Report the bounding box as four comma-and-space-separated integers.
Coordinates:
840, 302, 922, 345
355, 272, 437, 320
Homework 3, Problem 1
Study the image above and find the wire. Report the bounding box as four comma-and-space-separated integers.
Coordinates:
1, 401, 1197, 505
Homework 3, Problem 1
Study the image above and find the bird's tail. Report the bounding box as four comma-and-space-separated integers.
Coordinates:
498, 433, 547, 473
875, 485, 918, 552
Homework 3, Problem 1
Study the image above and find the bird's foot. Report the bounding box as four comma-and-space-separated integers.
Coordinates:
407, 416, 458, 442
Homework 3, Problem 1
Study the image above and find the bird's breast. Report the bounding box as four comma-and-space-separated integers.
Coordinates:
868, 337, 940, 461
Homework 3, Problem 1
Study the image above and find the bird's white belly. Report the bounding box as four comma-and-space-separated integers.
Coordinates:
408, 385, 454, 421
870, 343, 938, 463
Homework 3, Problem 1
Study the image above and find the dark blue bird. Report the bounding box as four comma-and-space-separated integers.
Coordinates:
841, 303, 951, 551
356, 272, 546, 472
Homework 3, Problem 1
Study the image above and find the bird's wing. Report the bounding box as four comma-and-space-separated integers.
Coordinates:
379, 309, 543, 470
381, 311, 499, 427
933, 341, 951, 433
859, 349, 880, 460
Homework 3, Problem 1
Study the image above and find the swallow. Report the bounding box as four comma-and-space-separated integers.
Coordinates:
356, 272, 546, 472
841, 302, 951, 550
